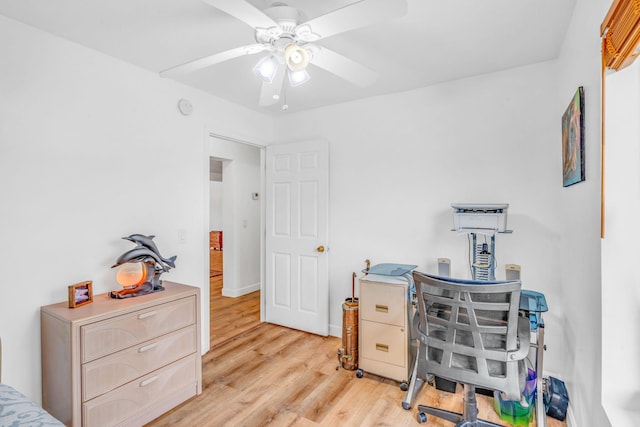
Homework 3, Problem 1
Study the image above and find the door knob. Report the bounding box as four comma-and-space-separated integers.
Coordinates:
317, 245, 325, 253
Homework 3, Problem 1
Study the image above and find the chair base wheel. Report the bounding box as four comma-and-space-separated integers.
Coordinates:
417, 412, 427, 423
355, 369, 364, 378
400, 381, 409, 391
401, 401, 411, 410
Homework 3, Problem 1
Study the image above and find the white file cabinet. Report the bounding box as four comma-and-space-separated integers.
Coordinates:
357, 275, 413, 389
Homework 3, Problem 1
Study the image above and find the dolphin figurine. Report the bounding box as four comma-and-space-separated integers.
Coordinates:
111, 246, 169, 271
123, 234, 177, 269
110, 234, 176, 299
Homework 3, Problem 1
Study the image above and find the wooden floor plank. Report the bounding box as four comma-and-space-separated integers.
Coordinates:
297, 372, 355, 423
320, 376, 389, 426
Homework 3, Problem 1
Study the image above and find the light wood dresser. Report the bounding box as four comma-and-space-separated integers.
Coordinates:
41, 281, 202, 427
358, 275, 413, 389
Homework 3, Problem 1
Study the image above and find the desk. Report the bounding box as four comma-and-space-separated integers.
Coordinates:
520, 290, 548, 427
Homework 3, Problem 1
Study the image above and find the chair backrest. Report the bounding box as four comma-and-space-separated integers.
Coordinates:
413, 271, 528, 401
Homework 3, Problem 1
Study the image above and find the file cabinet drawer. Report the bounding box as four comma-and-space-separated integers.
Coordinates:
360, 280, 406, 326
360, 319, 406, 366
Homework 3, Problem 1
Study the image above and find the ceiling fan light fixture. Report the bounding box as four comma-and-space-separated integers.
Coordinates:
288, 68, 310, 87
284, 44, 309, 72
253, 55, 279, 83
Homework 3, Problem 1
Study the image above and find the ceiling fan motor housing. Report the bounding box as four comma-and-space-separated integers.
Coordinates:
256, 5, 305, 42
254, 3, 313, 71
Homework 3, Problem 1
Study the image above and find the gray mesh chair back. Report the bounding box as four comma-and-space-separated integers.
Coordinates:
410, 271, 531, 426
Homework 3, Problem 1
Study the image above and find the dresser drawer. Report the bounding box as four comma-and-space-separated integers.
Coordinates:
82, 325, 197, 401
360, 319, 406, 367
82, 354, 199, 427
360, 281, 406, 326
81, 296, 196, 363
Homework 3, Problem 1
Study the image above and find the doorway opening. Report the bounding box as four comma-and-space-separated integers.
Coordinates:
208, 138, 263, 348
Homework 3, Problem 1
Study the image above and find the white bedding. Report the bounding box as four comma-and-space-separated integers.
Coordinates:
0, 383, 64, 427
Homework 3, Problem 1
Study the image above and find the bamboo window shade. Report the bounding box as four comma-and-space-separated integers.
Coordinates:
601, 0, 640, 70
599, 0, 640, 238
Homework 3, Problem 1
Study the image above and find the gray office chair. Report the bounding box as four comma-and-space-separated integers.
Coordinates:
407, 271, 531, 426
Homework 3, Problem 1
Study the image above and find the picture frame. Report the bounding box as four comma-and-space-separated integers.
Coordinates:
562, 86, 585, 187
68, 280, 93, 308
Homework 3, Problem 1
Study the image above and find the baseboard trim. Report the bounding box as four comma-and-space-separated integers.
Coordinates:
329, 324, 341, 338
221, 282, 260, 298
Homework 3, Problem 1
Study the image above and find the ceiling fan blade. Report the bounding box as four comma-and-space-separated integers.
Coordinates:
203, 0, 278, 30
296, 0, 408, 41
259, 66, 286, 106
311, 47, 377, 87
160, 44, 269, 77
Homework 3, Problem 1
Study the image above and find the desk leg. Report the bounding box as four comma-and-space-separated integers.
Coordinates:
536, 318, 546, 427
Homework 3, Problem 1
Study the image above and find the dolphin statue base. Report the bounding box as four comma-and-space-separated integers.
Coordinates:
109, 281, 165, 299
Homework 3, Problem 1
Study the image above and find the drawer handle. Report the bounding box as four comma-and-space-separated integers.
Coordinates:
137, 311, 157, 320
376, 343, 389, 352
375, 305, 389, 313
139, 375, 159, 388
138, 342, 158, 353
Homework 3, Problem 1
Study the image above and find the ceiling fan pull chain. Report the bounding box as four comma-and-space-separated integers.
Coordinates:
281, 78, 289, 111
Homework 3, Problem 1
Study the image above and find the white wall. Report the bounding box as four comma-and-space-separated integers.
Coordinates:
0, 15, 272, 402
208, 138, 261, 297
554, 0, 611, 425
601, 58, 640, 426
209, 181, 223, 230
274, 61, 567, 375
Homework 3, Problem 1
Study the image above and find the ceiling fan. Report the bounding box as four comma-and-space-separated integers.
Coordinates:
160, 0, 408, 108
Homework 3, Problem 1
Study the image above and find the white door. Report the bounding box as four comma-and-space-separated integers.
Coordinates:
265, 140, 329, 336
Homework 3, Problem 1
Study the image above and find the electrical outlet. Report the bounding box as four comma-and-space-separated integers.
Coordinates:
178, 229, 187, 244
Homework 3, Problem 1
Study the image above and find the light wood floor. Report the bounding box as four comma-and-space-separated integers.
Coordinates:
147, 278, 566, 427
208, 272, 260, 348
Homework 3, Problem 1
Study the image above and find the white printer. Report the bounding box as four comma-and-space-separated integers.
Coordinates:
451, 203, 509, 232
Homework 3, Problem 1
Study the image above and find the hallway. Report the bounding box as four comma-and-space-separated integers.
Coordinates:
209, 270, 260, 348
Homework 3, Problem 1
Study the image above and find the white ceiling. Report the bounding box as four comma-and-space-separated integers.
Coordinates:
0, 0, 576, 115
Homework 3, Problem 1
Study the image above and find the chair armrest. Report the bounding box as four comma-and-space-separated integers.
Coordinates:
507, 316, 531, 361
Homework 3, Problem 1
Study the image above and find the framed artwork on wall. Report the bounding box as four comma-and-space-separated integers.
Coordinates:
562, 86, 585, 187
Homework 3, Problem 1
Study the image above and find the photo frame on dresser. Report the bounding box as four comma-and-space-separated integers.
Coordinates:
68, 280, 93, 308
